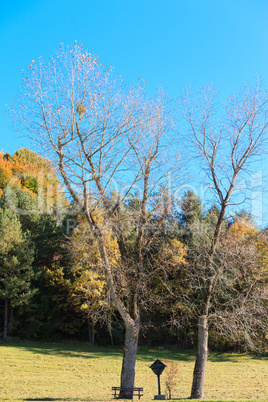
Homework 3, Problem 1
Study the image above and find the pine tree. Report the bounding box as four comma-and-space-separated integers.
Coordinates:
180, 190, 203, 226
0, 208, 35, 340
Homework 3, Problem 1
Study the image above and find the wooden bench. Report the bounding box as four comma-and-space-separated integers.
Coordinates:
112, 386, 143, 399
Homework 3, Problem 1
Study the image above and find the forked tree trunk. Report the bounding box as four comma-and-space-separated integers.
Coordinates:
119, 319, 140, 399
3, 299, 8, 341
191, 315, 208, 399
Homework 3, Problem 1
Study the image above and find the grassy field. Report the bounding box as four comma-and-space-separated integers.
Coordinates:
0, 341, 267, 401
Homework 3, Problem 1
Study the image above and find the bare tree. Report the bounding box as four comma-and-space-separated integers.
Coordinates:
209, 220, 268, 352
13, 43, 177, 397
178, 84, 268, 399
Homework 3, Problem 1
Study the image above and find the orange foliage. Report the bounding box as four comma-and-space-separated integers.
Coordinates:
0, 148, 65, 209
0, 155, 13, 189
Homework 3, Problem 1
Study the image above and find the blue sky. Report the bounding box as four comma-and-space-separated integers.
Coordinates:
1, 0, 268, 154
1, 0, 268, 224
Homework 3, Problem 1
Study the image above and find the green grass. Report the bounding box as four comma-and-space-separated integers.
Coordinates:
0, 341, 267, 401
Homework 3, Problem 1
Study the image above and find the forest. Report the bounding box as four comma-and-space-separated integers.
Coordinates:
1, 147, 267, 354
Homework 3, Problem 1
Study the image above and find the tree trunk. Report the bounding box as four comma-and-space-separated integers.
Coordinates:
3, 299, 8, 341
10, 307, 14, 336
191, 315, 208, 399
88, 319, 95, 346
119, 319, 140, 399
262, 332, 267, 354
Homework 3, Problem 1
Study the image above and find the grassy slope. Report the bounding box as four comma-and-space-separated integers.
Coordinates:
0, 341, 267, 401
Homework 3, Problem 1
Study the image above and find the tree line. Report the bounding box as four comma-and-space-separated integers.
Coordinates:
2, 43, 268, 399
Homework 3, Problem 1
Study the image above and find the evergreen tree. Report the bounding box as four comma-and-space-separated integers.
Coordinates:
180, 190, 203, 226
0, 148, 71, 340
0, 208, 35, 340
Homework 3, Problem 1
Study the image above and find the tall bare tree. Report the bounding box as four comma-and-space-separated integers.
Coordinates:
178, 84, 268, 399
14, 43, 178, 397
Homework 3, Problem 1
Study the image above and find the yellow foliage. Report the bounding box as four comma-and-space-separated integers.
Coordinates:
225, 220, 268, 276
70, 214, 118, 320
72, 269, 108, 320
71, 216, 121, 272
228, 221, 257, 239
154, 238, 187, 269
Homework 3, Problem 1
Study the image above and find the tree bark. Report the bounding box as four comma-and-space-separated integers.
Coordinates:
119, 318, 140, 399
191, 315, 208, 399
10, 307, 14, 336
88, 320, 95, 345
3, 299, 8, 341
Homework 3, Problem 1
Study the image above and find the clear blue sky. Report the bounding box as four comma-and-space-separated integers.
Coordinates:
1, 0, 268, 224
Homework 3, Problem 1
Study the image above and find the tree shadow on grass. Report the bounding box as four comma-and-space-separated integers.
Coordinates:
169, 399, 266, 402
248, 353, 268, 361
138, 348, 254, 363
207, 352, 242, 363
25, 399, 88, 401
2, 340, 123, 360
25, 399, 64, 401
208, 351, 268, 362
3, 340, 266, 363
168, 400, 261, 402
137, 348, 196, 362
138, 348, 240, 363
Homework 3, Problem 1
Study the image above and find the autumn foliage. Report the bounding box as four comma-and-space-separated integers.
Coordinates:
0, 148, 63, 210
